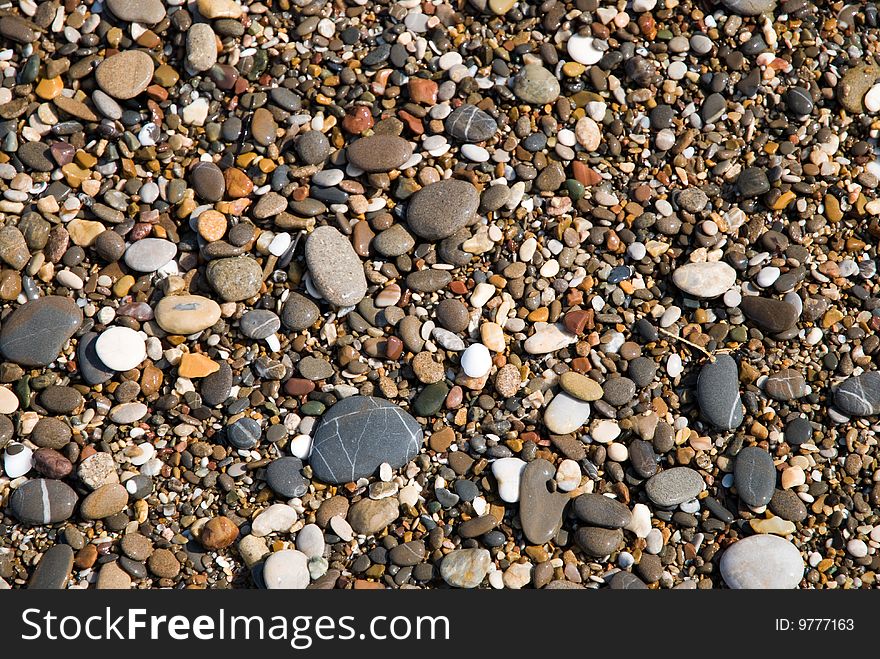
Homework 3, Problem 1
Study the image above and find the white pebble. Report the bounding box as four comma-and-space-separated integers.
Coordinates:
492, 457, 526, 503
460, 343, 492, 378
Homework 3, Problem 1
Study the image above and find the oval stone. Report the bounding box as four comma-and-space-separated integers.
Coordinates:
406, 179, 479, 241
734, 447, 776, 508
512, 64, 561, 104
304, 226, 367, 307
123, 238, 177, 272
444, 104, 498, 142
0, 296, 83, 367
739, 296, 799, 333
645, 467, 704, 507
834, 371, 880, 417
154, 295, 221, 335
106, 0, 166, 23
543, 392, 590, 435
697, 354, 743, 430
672, 261, 737, 298
573, 494, 632, 529
720, 535, 804, 589
10, 479, 78, 525
309, 396, 422, 484
440, 548, 491, 588
263, 549, 310, 589
346, 135, 412, 172
95, 50, 155, 100
206, 256, 263, 302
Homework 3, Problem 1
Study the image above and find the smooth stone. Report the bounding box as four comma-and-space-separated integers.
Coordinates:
305, 226, 368, 307
645, 467, 704, 507
628, 439, 658, 478
96, 561, 133, 589
440, 548, 491, 588
240, 309, 281, 339
186, 23, 218, 73
519, 459, 569, 545
309, 396, 422, 484
80, 483, 128, 519
734, 447, 776, 507
406, 179, 479, 241
574, 527, 624, 558
0, 296, 83, 367
388, 540, 425, 567
280, 292, 320, 331
227, 417, 261, 449
265, 457, 308, 498
524, 323, 578, 354
190, 161, 226, 202
720, 535, 804, 589
739, 296, 798, 333
697, 354, 743, 429
672, 261, 737, 298
28, 545, 74, 589
4, 443, 33, 478
106, 0, 166, 23
834, 371, 880, 417
460, 343, 491, 378
295, 130, 331, 165
10, 478, 78, 525
737, 167, 771, 198
124, 238, 176, 272
201, 362, 232, 406
764, 368, 807, 400
206, 256, 263, 302
558, 372, 603, 401
154, 295, 221, 334
252, 504, 297, 536
109, 402, 148, 424
94, 326, 146, 371
544, 392, 591, 435
444, 104, 498, 142
491, 457, 526, 503
769, 489, 808, 522
95, 50, 154, 100
296, 524, 325, 559
784, 86, 814, 115
373, 224, 416, 257
513, 64, 561, 104
347, 497, 399, 535
721, 0, 776, 15
263, 549, 310, 589
346, 135, 412, 172
573, 494, 632, 529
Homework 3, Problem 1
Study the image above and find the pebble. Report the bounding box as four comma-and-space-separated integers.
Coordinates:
445, 105, 498, 142
263, 549, 310, 589
346, 135, 412, 172
347, 497, 399, 536
206, 256, 263, 302
106, 0, 167, 23
305, 226, 368, 307
697, 355, 744, 430
834, 372, 880, 417
492, 457, 526, 503
720, 535, 804, 589
406, 179, 479, 241
672, 262, 737, 298
95, 51, 155, 100
513, 65, 561, 105
645, 468, 704, 507
309, 396, 422, 484
95, 327, 146, 372
440, 548, 491, 588
124, 238, 177, 272
252, 504, 298, 536
10, 479, 78, 525
544, 392, 591, 435
154, 295, 221, 335
574, 494, 632, 529
734, 447, 776, 508
0, 296, 83, 367
519, 459, 570, 544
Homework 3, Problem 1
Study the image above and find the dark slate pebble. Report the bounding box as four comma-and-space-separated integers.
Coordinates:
739, 296, 798, 333
573, 494, 632, 529
309, 396, 423, 484
628, 439, 658, 478
602, 377, 636, 407
734, 446, 776, 507
28, 545, 74, 589
574, 527, 623, 557
444, 104, 498, 143
737, 167, 771, 198
784, 86, 814, 115
265, 457, 308, 498
18, 141, 55, 171
0, 296, 83, 367
764, 368, 807, 401
608, 571, 648, 589
388, 540, 426, 567
190, 161, 225, 202
201, 361, 232, 407
833, 371, 880, 417
627, 357, 657, 388
11, 478, 78, 525
240, 309, 281, 339
703, 496, 735, 524
295, 130, 331, 165
697, 354, 743, 430
769, 489, 808, 522
226, 417, 261, 449
785, 417, 812, 446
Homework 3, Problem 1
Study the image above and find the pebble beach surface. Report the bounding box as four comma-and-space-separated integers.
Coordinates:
0, 0, 879, 591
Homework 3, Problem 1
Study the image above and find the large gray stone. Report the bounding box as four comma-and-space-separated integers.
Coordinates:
0, 296, 83, 367
697, 354, 743, 430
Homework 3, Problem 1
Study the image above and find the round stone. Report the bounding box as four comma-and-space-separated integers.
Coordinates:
295, 130, 332, 165
309, 396, 422, 484
95, 50, 155, 100
263, 549, 310, 589
206, 256, 263, 302
95, 327, 146, 372
720, 535, 804, 589
512, 64, 561, 105
265, 457, 308, 498
227, 417, 261, 449
10, 479, 78, 525
460, 343, 491, 378
544, 392, 591, 434
407, 179, 479, 241
440, 548, 491, 588
281, 292, 320, 331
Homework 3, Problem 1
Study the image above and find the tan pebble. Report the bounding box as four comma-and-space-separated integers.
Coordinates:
197, 209, 228, 242
781, 466, 806, 490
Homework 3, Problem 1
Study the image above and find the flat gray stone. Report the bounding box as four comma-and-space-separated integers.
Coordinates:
309, 396, 422, 484
519, 459, 569, 544
123, 238, 176, 272
10, 478, 78, 525
0, 296, 83, 367
573, 494, 632, 529
106, 0, 166, 23
721, 0, 776, 15
834, 371, 880, 417
444, 104, 498, 142
305, 226, 367, 307
697, 354, 743, 430
346, 135, 412, 172
645, 467, 704, 507
406, 179, 479, 241
28, 545, 74, 589
734, 446, 776, 508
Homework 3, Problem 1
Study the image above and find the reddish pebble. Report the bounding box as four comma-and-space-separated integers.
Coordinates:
563, 309, 592, 334
284, 378, 316, 396
445, 385, 463, 409
385, 336, 403, 360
